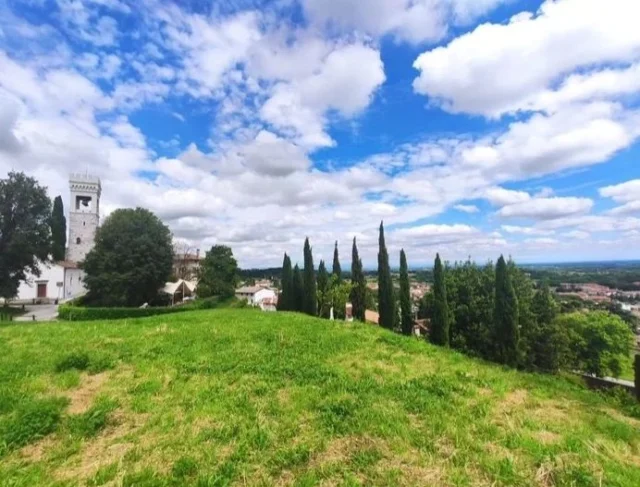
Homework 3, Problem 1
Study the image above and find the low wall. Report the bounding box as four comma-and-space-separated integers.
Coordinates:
581, 374, 636, 395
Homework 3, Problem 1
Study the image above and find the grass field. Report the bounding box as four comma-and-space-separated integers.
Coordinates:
1, 309, 639, 486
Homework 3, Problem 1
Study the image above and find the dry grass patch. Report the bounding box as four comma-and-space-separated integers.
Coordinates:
54, 410, 148, 482
66, 372, 109, 414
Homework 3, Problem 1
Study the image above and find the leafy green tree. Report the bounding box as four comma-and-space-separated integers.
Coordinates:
278, 253, 293, 311
328, 275, 352, 320
377, 222, 395, 329
430, 253, 450, 346
197, 245, 239, 299
317, 260, 330, 318
51, 195, 66, 261
332, 241, 342, 282
399, 249, 412, 335
494, 255, 519, 366
446, 260, 494, 358
303, 238, 317, 316
0, 172, 52, 300
350, 237, 366, 321
83, 208, 173, 307
293, 264, 304, 312
558, 311, 634, 377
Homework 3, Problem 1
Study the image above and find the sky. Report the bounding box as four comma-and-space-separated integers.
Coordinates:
1, 0, 639, 268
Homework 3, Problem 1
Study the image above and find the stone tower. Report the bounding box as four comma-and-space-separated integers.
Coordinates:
67, 173, 101, 263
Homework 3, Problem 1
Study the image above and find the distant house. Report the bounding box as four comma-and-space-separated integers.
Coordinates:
173, 251, 203, 280
235, 286, 277, 310
365, 309, 379, 325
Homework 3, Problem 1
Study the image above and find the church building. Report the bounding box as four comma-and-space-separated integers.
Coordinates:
15, 173, 101, 303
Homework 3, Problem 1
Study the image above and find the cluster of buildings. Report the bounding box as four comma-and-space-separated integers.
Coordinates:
13, 174, 101, 304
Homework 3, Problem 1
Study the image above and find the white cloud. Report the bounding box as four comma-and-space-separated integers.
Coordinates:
600, 179, 640, 215
454, 204, 479, 213
485, 187, 530, 206
502, 225, 554, 236
413, 0, 640, 117
497, 197, 593, 220
302, 0, 507, 44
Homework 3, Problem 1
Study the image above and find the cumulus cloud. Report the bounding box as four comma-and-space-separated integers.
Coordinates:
413, 0, 640, 117
497, 197, 593, 220
454, 204, 479, 213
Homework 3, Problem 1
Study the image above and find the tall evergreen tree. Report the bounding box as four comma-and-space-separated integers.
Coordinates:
350, 237, 366, 321
399, 249, 413, 335
494, 255, 519, 366
317, 260, 330, 318
293, 264, 304, 312
278, 253, 293, 311
430, 253, 450, 346
51, 195, 66, 261
377, 221, 395, 329
303, 237, 317, 316
332, 241, 342, 282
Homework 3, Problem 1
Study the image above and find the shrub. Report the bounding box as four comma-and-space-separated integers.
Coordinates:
58, 304, 192, 322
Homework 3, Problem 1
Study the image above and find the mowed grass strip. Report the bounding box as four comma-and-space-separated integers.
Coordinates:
0, 309, 639, 486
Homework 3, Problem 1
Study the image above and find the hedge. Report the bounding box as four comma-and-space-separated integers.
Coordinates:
58, 305, 193, 321
58, 297, 249, 321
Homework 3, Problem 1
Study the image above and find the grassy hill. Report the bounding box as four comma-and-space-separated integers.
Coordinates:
1, 310, 639, 486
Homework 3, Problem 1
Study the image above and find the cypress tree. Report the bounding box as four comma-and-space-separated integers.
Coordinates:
430, 253, 450, 346
399, 249, 412, 335
51, 195, 66, 261
350, 237, 366, 321
377, 221, 395, 329
494, 255, 519, 366
332, 241, 342, 282
278, 253, 293, 311
317, 260, 330, 318
292, 264, 304, 312
303, 237, 317, 316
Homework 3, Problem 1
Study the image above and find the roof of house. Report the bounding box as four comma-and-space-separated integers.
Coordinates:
235, 285, 272, 294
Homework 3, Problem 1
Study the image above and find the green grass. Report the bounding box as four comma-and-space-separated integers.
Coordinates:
0, 309, 639, 486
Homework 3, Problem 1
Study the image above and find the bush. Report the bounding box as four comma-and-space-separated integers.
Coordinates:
58, 297, 250, 322
58, 304, 192, 322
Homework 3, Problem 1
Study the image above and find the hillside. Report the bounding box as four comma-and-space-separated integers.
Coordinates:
1, 310, 639, 486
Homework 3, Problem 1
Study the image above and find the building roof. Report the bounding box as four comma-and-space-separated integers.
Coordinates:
235, 285, 267, 294
57, 260, 79, 269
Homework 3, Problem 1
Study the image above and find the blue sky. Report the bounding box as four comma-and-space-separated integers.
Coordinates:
1, 0, 639, 267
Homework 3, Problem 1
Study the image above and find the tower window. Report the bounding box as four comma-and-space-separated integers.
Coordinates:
76, 237, 81, 244
75, 196, 92, 210
83, 221, 85, 226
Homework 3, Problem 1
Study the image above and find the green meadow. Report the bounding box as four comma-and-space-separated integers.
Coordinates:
1, 309, 639, 486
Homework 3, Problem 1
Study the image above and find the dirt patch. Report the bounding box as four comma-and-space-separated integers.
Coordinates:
503, 389, 528, 408
19, 435, 58, 462
66, 372, 109, 414
601, 408, 640, 428
532, 430, 561, 445
55, 410, 148, 482
312, 436, 383, 467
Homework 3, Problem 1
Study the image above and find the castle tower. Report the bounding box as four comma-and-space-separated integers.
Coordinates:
67, 173, 101, 263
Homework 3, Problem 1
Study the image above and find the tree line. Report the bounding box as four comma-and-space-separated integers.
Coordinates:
276, 221, 635, 379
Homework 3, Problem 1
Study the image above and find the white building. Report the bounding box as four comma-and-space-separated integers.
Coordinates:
235, 286, 278, 310
14, 174, 101, 303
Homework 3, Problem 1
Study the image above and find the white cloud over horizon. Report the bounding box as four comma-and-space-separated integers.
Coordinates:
1, 0, 640, 267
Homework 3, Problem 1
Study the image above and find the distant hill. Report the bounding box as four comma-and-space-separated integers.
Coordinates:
1, 310, 639, 485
